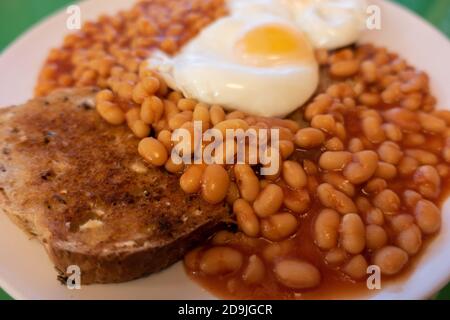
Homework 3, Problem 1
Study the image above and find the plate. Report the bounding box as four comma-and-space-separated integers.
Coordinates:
0, 0, 449, 300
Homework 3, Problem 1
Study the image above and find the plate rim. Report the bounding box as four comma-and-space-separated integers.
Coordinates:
0, 0, 449, 300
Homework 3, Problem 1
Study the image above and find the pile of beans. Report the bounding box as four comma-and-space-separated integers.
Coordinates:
182, 45, 450, 298
35, 0, 227, 97
35, 0, 450, 298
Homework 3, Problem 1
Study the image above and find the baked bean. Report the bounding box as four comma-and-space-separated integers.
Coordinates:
294, 128, 325, 149
343, 150, 378, 184
437, 164, 449, 177
343, 255, 368, 280
262, 241, 294, 262
261, 212, 298, 241
364, 178, 387, 194
226, 110, 246, 120
210, 104, 226, 125
413, 165, 441, 199
359, 92, 380, 106
325, 248, 347, 265
129, 119, 151, 138
403, 190, 422, 208
303, 160, 318, 175
268, 127, 290, 143
366, 225, 388, 250
317, 183, 357, 214
138, 137, 168, 166
365, 208, 385, 226
375, 162, 397, 180
372, 246, 408, 275
340, 213, 366, 254
142, 96, 164, 122
311, 114, 336, 134
335, 122, 347, 141
167, 91, 183, 104
401, 93, 422, 110
377, 142, 403, 165
253, 184, 284, 217
242, 255, 265, 284
132, 82, 149, 104
279, 140, 295, 159
164, 156, 183, 173
164, 99, 180, 119
168, 111, 192, 130
141, 77, 161, 95
389, 214, 414, 233
325, 137, 344, 151
157, 129, 173, 151
199, 246, 243, 275
383, 108, 421, 132
96, 89, 114, 102
314, 209, 340, 250
444, 146, 450, 163
234, 164, 260, 202
398, 156, 419, 176
283, 188, 310, 213
214, 119, 249, 136
372, 189, 400, 215
415, 199, 441, 234
322, 172, 355, 197
362, 115, 385, 143
201, 164, 230, 204
381, 82, 402, 104
281, 119, 301, 133
177, 98, 197, 111
180, 165, 204, 194
330, 60, 359, 77
117, 81, 134, 101
316, 48, 329, 65
193, 103, 210, 130
361, 60, 377, 83
259, 179, 271, 189
432, 110, 450, 125
348, 138, 364, 153
396, 225, 422, 255
382, 123, 403, 142
404, 133, 426, 147
274, 260, 321, 289
307, 175, 319, 194
418, 112, 446, 133
226, 182, 240, 205
96, 101, 125, 125
184, 247, 203, 270
319, 151, 352, 171
234, 199, 260, 237
125, 108, 140, 124
282, 161, 307, 189
304, 94, 333, 121
405, 149, 438, 165
211, 230, 235, 245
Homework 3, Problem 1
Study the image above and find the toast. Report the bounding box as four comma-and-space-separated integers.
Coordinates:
0, 88, 230, 284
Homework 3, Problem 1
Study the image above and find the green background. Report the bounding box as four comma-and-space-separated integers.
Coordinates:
0, 0, 449, 300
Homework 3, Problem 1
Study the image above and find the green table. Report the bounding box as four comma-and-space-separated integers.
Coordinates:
0, 0, 449, 300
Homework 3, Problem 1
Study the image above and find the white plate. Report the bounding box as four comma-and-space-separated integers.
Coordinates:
0, 0, 449, 300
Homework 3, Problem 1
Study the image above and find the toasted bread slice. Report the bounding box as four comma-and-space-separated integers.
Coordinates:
0, 88, 229, 284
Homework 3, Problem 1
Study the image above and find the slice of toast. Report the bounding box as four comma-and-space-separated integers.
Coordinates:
0, 88, 229, 284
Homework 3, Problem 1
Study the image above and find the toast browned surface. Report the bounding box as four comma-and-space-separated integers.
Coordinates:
0, 88, 229, 284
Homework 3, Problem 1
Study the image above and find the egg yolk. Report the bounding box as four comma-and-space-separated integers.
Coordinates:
234, 24, 315, 67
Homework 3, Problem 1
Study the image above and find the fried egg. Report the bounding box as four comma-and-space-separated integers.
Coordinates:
147, 0, 366, 117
